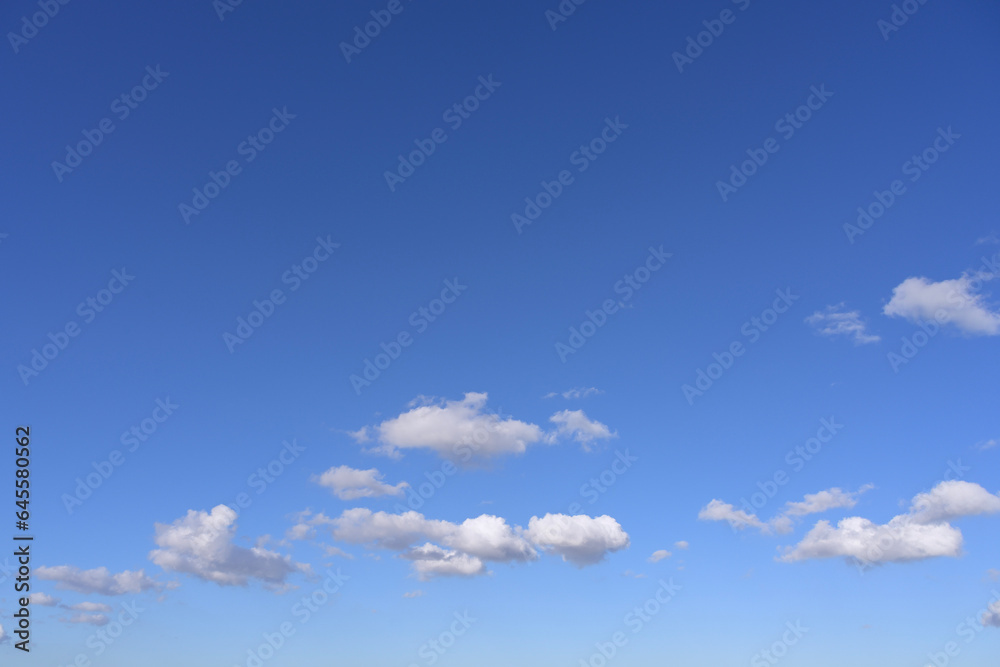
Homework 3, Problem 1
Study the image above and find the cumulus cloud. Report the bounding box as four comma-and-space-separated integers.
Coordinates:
548, 410, 616, 448
647, 550, 671, 563
31, 592, 60, 606
149, 505, 310, 589
907, 480, 1000, 524
37, 566, 161, 596
883, 273, 1000, 335
349, 393, 544, 461
525, 514, 630, 566
311, 508, 627, 578
697, 500, 767, 531
312, 466, 408, 500
544, 387, 602, 399
781, 481, 1000, 565
806, 304, 880, 344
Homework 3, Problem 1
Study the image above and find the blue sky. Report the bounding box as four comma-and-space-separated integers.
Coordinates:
3, 0, 1000, 665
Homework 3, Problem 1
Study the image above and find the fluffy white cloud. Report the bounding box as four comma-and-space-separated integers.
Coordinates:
907, 480, 1000, 524
780, 516, 963, 563
149, 505, 309, 588
883, 273, 1000, 335
312, 465, 408, 500
313, 508, 627, 577
525, 514, 630, 566
548, 410, 616, 448
30, 592, 60, 606
647, 549, 671, 563
350, 393, 544, 461
37, 566, 161, 596
806, 304, 880, 344
781, 481, 1000, 565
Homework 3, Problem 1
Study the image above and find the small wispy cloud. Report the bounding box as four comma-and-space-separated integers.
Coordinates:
975, 232, 999, 246
806, 304, 880, 344
977, 439, 998, 451
647, 549, 671, 563
543, 387, 602, 400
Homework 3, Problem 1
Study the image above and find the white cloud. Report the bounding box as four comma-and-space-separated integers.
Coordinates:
983, 601, 1000, 628
312, 466, 408, 500
975, 233, 999, 246
700, 487, 871, 535
544, 387, 602, 399
674, 540, 689, 549
781, 481, 1000, 565
883, 273, 1000, 335
37, 566, 161, 596
907, 480, 1000, 524
63, 613, 110, 626
986, 569, 1000, 582
65, 601, 113, 613
403, 589, 425, 598
525, 514, 630, 566
977, 439, 998, 451
697, 500, 767, 531
548, 410, 616, 448
149, 505, 310, 588
647, 549, 671, 563
780, 516, 963, 563
30, 592, 60, 606
806, 304, 880, 344
315, 508, 627, 577
350, 393, 544, 461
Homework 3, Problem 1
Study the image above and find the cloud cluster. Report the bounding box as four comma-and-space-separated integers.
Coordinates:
781, 481, 1000, 564
805, 304, 880, 344
308, 508, 628, 579
149, 505, 310, 588
312, 465, 408, 500
884, 273, 1000, 336
348, 393, 616, 461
